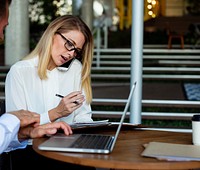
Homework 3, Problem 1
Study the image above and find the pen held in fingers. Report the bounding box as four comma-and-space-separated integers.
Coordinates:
56, 93, 80, 105
55, 94, 64, 98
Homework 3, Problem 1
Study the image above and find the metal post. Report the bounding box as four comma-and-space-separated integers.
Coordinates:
81, 0, 93, 30
96, 27, 101, 67
130, 0, 144, 124
72, 0, 80, 16
103, 19, 108, 48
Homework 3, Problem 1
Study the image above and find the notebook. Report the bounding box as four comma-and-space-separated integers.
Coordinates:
38, 82, 137, 154
141, 142, 200, 161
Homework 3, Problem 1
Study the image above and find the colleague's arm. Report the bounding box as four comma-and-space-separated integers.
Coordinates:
0, 110, 39, 153
0, 113, 72, 154
0, 113, 22, 154
9, 110, 73, 139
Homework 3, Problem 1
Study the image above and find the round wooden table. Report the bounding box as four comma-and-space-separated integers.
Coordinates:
33, 125, 200, 170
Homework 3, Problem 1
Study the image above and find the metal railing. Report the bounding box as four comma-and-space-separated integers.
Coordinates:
91, 48, 200, 124
92, 48, 200, 80
0, 48, 200, 128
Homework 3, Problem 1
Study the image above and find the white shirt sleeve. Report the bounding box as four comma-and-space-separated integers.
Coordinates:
0, 113, 28, 154
40, 111, 51, 125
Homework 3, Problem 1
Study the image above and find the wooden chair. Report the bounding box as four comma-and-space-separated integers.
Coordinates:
193, 23, 200, 48
167, 28, 184, 49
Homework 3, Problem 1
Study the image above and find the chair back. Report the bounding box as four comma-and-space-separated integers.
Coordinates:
0, 100, 5, 116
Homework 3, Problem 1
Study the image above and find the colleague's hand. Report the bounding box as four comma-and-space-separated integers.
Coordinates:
18, 121, 73, 140
9, 110, 40, 127
49, 91, 85, 121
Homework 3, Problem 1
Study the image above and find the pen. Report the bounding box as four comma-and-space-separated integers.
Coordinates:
55, 94, 64, 98
55, 94, 79, 105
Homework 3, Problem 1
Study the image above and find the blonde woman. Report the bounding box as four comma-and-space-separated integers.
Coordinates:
5, 15, 94, 125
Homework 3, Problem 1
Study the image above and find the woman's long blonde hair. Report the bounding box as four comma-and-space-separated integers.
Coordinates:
24, 15, 94, 104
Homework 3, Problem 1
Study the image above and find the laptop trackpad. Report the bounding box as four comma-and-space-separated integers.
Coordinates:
42, 134, 81, 148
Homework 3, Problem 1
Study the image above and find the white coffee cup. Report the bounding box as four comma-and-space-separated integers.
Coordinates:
192, 114, 200, 145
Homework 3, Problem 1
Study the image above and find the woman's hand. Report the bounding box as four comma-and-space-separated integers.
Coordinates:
49, 91, 85, 121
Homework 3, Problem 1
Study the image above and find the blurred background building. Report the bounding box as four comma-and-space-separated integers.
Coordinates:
1, 0, 200, 127
1, 0, 200, 65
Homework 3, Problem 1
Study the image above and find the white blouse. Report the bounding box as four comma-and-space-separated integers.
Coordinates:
5, 57, 93, 125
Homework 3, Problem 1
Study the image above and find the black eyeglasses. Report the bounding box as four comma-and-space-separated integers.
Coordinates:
56, 32, 82, 58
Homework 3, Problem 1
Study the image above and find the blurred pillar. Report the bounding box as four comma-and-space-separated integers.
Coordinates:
81, 0, 93, 30
72, 0, 80, 16
5, 0, 29, 66
130, 0, 144, 124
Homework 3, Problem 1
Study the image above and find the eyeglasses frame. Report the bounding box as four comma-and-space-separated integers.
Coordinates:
56, 32, 82, 59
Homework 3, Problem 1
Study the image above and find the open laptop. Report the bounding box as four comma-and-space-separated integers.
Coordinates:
38, 82, 137, 154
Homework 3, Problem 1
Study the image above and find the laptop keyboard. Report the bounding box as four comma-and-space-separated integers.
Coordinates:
71, 134, 113, 149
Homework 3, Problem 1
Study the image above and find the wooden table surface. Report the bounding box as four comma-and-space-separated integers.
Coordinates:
33, 125, 200, 170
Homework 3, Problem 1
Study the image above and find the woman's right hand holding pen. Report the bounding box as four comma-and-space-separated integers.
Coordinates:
48, 91, 85, 122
